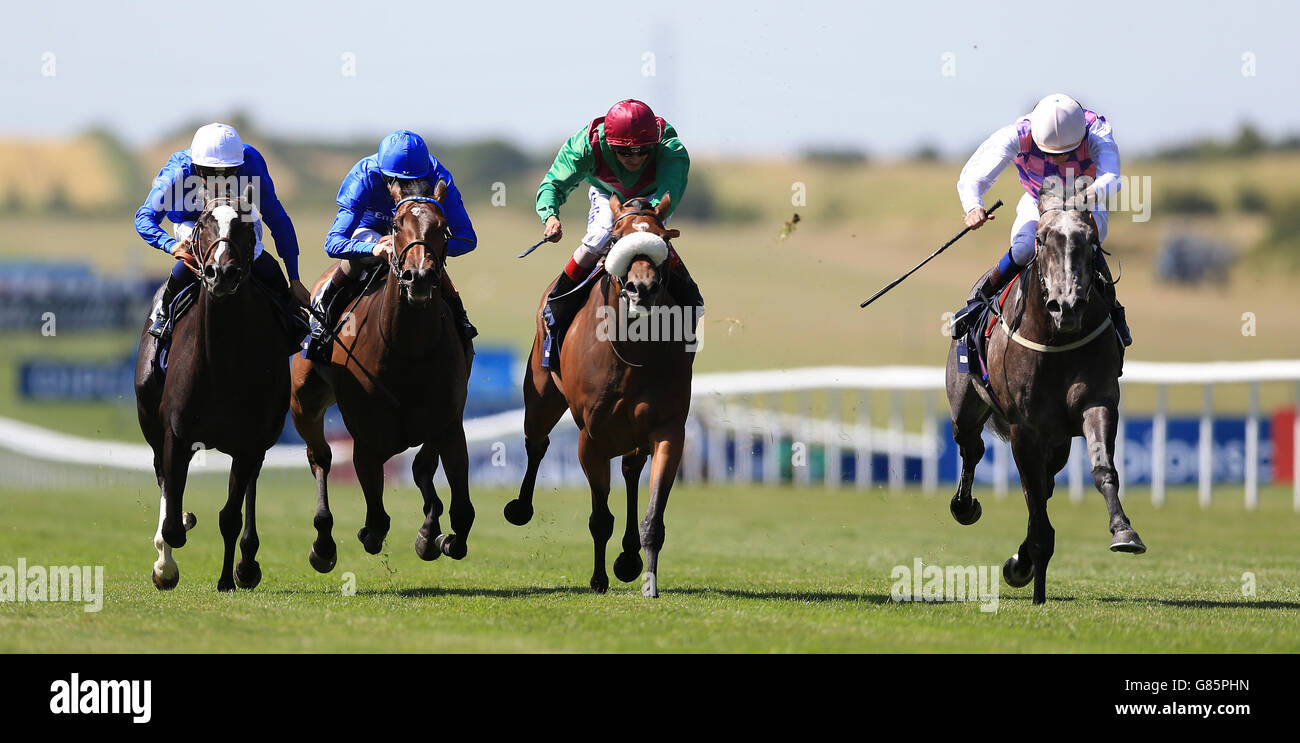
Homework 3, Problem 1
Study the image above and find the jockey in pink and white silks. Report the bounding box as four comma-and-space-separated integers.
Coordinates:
949, 93, 1131, 347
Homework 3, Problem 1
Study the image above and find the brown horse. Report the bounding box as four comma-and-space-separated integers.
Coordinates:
135, 185, 290, 591
946, 188, 1145, 604
505, 194, 696, 597
290, 180, 473, 573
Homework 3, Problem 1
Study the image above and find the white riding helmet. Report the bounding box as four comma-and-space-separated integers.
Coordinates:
190, 123, 245, 168
1029, 94, 1086, 154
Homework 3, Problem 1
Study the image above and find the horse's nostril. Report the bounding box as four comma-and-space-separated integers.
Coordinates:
1046, 299, 1061, 314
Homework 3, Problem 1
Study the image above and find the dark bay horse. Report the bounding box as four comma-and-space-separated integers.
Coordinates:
290, 179, 473, 573
135, 185, 290, 591
505, 194, 696, 598
946, 189, 1144, 604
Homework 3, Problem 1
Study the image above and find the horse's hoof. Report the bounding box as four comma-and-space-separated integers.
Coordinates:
1003, 554, 1033, 588
613, 552, 643, 583
503, 499, 533, 526
591, 574, 609, 594
435, 534, 467, 560
642, 571, 659, 598
308, 546, 337, 573
414, 532, 441, 561
1110, 530, 1147, 554
183, 512, 197, 530
357, 527, 385, 555
152, 564, 179, 591
217, 577, 236, 592
950, 494, 982, 526
234, 559, 261, 590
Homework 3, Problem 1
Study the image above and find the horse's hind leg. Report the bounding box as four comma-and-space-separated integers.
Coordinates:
613, 453, 648, 583
946, 342, 991, 525
578, 433, 614, 593
505, 343, 568, 526
353, 448, 390, 556
1083, 405, 1146, 554
291, 359, 338, 572
218, 454, 261, 592
234, 460, 264, 590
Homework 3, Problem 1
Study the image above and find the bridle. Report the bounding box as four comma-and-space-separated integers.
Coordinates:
191, 196, 255, 290
391, 196, 449, 290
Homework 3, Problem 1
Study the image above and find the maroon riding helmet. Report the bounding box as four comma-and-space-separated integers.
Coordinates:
604, 99, 662, 148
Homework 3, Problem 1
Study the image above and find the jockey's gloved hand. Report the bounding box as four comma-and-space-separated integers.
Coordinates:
172, 239, 197, 270
543, 216, 563, 243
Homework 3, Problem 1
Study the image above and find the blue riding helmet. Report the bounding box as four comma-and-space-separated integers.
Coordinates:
378, 130, 433, 179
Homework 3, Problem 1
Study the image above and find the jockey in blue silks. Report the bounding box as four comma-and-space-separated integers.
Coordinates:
135, 123, 306, 339
303, 129, 478, 363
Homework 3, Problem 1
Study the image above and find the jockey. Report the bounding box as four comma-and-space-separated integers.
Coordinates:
535, 99, 703, 367
305, 129, 477, 364
135, 122, 306, 339
949, 93, 1131, 346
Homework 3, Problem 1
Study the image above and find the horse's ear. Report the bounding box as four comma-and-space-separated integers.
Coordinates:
432, 178, 448, 202
666, 228, 681, 239
609, 192, 623, 215
655, 193, 672, 219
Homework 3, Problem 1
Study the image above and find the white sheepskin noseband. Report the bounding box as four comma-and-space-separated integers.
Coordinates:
605, 231, 668, 277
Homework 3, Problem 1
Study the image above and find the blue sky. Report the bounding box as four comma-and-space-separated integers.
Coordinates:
7, 0, 1298, 157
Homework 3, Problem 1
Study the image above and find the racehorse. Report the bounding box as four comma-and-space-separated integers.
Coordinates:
290, 179, 474, 573
946, 186, 1145, 604
135, 184, 291, 591
505, 194, 696, 598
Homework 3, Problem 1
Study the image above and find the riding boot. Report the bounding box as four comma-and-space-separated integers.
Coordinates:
305, 269, 355, 363
147, 269, 190, 340
542, 270, 581, 370
951, 249, 1020, 339
440, 281, 476, 376
1094, 249, 1132, 348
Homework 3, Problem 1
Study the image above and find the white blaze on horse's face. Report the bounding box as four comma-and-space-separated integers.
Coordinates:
1037, 210, 1093, 333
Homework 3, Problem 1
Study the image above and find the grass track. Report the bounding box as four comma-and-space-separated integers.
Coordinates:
1, 474, 1296, 652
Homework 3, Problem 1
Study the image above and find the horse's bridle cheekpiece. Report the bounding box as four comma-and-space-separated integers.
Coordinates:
391, 196, 449, 288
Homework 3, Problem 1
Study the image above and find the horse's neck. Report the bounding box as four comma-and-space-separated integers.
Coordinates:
193, 286, 263, 375
379, 274, 442, 356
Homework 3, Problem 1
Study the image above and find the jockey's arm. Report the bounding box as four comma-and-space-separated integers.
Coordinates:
1085, 118, 1121, 205
650, 137, 689, 218
535, 126, 593, 224
435, 172, 477, 256
245, 149, 301, 281
324, 206, 382, 260
134, 160, 185, 255
956, 123, 1019, 216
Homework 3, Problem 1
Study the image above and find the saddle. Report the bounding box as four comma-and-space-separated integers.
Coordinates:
956, 271, 1022, 409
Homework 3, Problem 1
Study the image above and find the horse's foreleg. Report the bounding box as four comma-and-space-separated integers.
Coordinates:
578, 433, 613, 593
640, 428, 684, 598
411, 444, 446, 561
159, 435, 196, 550
947, 347, 992, 525
234, 456, 265, 590
218, 454, 259, 592
1082, 405, 1146, 554
353, 448, 390, 556
1008, 428, 1055, 604
437, 426, 474, 561
505, 351, 567, 526
613, 453, 648, 584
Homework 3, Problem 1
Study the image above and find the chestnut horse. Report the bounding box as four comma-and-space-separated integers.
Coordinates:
135, 186, 290, 591
946, 187, 1144, 605
505, 195, 696, 598
290, 180, 474, 573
